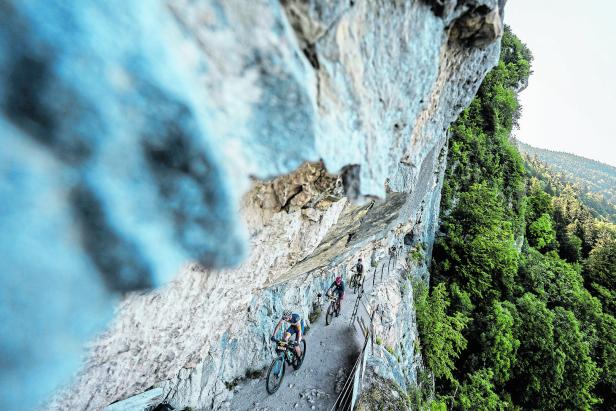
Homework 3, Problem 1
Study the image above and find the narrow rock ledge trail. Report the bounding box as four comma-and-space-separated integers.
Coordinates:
227, 276, 376, 411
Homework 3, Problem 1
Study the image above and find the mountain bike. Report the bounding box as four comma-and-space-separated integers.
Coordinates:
265, 338, 307, 394
325, 293, 341, 325
350, 273, 364, 294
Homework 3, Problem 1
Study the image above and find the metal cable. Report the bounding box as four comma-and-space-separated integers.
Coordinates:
329, 347, 363, 411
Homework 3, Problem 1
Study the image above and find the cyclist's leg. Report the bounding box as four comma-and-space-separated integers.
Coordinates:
295, 336, 301, 357
289, 327, 301, 358
285, 326, 297, 353
336, 291, 342, 315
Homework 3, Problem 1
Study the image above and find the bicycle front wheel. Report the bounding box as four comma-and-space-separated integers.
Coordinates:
326, 303, 334, 325
266, 356, 285, 394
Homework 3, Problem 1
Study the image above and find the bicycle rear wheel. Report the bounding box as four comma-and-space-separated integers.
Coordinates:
266, 356, 285, 394
325, 303, 334, 325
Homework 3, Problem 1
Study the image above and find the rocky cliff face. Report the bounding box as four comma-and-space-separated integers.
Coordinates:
0, 0, 504, 409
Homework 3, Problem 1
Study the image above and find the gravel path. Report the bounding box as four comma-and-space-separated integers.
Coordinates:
228, 287, 368, 411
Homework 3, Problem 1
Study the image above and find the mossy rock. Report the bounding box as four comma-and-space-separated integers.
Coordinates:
356, 375, 410, 411
308, 304, 322, 323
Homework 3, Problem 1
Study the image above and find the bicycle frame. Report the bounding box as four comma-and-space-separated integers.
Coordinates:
275, 341, 297, 364
327, 294, 340, 310
325, 293, 341, 326
266, 338, 304, 394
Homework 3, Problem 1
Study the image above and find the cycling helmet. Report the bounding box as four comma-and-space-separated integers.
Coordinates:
282, 309, 292, 318
335, 276, 342, 285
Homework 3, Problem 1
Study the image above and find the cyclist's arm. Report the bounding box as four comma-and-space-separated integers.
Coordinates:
271, 319, 283, 338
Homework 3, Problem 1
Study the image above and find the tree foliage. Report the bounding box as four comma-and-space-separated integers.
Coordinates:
415, 281, 470, 382
527, 213, 557, 251
519, 142, 616, 223
458, 369, 507, 411
418, 25, 616, 410
479, 302, 519, 385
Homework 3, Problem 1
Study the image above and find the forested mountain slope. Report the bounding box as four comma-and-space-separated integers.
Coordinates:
415, 26, 616, 410
518, 142, 616, 222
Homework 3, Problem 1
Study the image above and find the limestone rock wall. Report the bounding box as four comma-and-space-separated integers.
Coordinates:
52, 155, 444, 410
0, 0, 504, 409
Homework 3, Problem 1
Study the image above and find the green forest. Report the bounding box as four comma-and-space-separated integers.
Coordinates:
414, 26, 616, 410
519, 143, 616, 224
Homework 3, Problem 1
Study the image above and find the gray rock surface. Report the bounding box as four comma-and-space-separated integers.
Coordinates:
0, 0, 504, 409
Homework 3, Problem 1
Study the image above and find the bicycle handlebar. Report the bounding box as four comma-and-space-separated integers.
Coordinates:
271, 338, 298, 347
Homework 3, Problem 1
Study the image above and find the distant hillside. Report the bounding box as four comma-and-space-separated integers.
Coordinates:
518, 141, 616, 222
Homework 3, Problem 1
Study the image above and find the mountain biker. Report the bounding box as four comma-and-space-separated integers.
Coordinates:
271, 310, 303, 361
327, 276, 345, 316
352, 257, 364, 287
356, 257, 364, 275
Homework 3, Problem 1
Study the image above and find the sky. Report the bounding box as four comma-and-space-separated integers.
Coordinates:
505, 0, 616, 167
